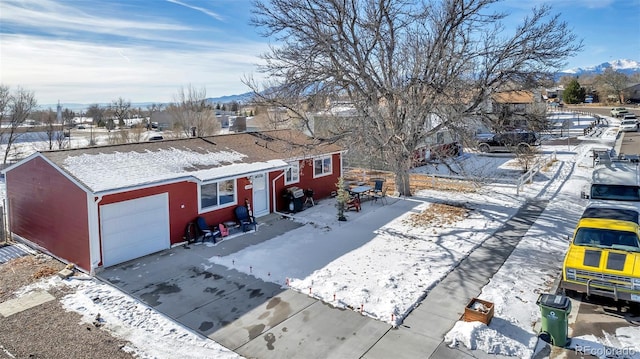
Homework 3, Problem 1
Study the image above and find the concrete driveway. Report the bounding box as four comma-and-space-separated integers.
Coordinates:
98, 214, 392, 358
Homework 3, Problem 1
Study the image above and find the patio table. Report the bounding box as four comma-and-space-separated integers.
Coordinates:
349, 185, 372, 201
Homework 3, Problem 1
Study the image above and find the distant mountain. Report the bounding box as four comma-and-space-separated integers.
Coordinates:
39, 95, 254, 112
205, 92, 254, 104
558, 59, 640, 77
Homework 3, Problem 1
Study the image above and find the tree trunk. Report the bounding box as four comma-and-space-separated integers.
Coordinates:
392, 152, 412, 197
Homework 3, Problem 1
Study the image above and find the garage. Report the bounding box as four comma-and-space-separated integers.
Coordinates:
101, 193, 170, 267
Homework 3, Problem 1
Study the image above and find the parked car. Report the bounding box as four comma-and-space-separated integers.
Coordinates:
561, 203, 640, 302
619, 119, 638, 132
475, 131, 540, 153
611, 107, 629, 117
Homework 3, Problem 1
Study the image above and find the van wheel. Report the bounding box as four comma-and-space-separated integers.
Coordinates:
478, 144, 490, 153
517, 143, 530, 152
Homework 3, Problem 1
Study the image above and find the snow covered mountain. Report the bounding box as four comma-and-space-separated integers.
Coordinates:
559, 59, 640, 76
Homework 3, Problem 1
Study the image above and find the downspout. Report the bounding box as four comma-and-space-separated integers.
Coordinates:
272, 170, 294, 219
88, 194, 103, 275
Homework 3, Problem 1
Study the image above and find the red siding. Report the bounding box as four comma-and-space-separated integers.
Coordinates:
6, 157, 90, 270
98, 178, 256, 252
272, 153, 343, 211
99, 182, 199, 251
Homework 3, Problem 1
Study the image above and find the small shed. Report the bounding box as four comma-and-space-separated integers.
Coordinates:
2, 129, 344, 273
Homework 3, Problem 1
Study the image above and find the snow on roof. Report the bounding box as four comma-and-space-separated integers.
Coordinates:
61, 147, 287, 193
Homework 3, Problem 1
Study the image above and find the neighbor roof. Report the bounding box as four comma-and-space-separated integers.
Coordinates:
37, 129, 343, 193
492, 91, 535, 104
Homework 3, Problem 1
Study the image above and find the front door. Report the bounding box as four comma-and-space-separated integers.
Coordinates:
252, 173, 269, 217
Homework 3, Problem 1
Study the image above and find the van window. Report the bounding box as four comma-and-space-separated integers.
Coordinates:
591, 184, 640, 201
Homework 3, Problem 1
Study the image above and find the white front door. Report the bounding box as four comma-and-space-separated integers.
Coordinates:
252, 173, 269, 217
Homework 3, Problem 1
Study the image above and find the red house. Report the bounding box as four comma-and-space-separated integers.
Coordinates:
2, 130, 344, 273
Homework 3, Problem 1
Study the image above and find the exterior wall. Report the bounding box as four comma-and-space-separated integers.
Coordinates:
272, 153, 343, 212
98, 176, 258, 255
6, 156, 91, 270
99, 181, 199, 250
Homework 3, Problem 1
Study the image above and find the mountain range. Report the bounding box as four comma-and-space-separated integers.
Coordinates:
558, 59, 640, 77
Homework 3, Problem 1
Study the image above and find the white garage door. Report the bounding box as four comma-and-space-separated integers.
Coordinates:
101, 193, 170, 267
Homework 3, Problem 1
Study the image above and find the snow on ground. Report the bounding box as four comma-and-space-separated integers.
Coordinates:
3, 112, 639, 358
211, 175, 527, 323
12, 272, 242, 358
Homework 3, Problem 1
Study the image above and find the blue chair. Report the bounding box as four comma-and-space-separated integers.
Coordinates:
196, 217, 221, 243
234, 206, 257, 232
373, 179, 384, 194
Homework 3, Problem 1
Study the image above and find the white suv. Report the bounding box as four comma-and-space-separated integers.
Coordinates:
619, 119, 638, 132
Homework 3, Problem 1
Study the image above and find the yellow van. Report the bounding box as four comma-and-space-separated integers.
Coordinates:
561, 205, 640, 303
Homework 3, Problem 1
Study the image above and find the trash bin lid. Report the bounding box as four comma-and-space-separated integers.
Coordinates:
537, 294, 570, 310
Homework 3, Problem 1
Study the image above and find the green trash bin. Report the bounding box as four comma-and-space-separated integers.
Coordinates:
537, 293, 571, 347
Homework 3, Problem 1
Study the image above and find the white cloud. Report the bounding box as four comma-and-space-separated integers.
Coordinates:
166, 0, 225, 21
0, 34, 268, 104
1, 0, 191, 40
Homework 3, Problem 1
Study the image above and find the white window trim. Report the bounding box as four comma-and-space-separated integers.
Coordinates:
285, 162, 300, 185
199, 179, 238, 213
313, 155, 333, 178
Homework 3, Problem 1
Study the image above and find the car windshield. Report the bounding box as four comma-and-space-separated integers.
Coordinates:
591, 184, 640, 201
574, 227, 640, 252
622, 120, 636, 125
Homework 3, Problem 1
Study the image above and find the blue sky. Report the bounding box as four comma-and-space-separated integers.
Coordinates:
0, 0, 638, 106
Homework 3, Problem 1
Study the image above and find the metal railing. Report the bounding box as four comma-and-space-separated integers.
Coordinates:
516, 151, 557, 195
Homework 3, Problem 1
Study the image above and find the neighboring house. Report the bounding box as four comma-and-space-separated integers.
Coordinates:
2, 130, 344, 273
623, 83, 640, 104
489, 90, 547, 130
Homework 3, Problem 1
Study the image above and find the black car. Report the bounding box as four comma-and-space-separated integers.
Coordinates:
476, 131, 539, 153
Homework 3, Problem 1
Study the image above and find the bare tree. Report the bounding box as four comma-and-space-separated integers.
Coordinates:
167, 85, 220, 137
86, 104, 105, 126
595, 68, 629, 104
248, 0, 582, 196
40, 108, 58, 150
111, 97, 131, 129
0, 86, 38, 164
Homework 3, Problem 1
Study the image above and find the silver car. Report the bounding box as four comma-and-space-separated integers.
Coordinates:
619, 119, 638, 132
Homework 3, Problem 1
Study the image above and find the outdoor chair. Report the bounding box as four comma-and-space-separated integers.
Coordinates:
196, 217, 221, 243
235, 205, 257, 232
373, 179, 384, 194
346, 196, 361, 212
184, 221, 198, 244
373, 187, 388, 205
218, 223, 230, 237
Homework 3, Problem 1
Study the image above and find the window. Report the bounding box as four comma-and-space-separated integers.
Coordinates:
285, 162, 300, 185
591, 184, 640, 201
200, 179, 236, 211
313, 156, 332, 177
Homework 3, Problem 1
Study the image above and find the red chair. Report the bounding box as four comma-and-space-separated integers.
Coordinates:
346, 197, 361, 212
219, 223, 230, 237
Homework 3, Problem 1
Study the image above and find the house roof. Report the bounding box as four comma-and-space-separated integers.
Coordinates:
37, 129, 343, 194
492, 91, 535, 104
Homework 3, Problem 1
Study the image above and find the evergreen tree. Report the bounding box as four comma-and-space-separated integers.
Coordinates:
563, 79, 586, 104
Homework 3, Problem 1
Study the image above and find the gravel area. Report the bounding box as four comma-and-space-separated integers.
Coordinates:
0, 252, 135, 359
